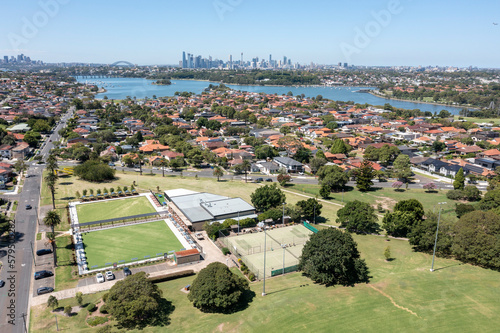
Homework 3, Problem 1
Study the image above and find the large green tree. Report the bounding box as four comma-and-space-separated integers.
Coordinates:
336, 200, 380, 234
353, 160, 375, 192
453, 168, 465, 190
106, 272, 170, 328
330, 139, 351, 154
250, 184, 285, 212
409, 211, 454, 255
451, 211, 500, 270
299, 228, 370, 286
382, 199, 424, 237
296, 198, 322, 223
213, 166, 224, 182
317, 165, 348, 192
187, 262, 250, 313
393, 154, 412, 183
74, 160, 116, 182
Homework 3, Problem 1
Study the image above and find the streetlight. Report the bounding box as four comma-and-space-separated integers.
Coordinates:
282, 202, 286, 226
430, 202, 447, 272
237, 211, 240, 234
262, 226, 267, 296
313, 201, 316, 224
282, 244, 286, 275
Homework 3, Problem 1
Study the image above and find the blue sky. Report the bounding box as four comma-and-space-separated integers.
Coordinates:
1, 0, 499, 67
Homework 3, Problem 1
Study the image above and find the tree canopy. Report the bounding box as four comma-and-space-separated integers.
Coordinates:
336, 200, 380, 234
451, 211, 500, 270
299, 228, 370, 286
106, 272, 170, 328
382, 199, 424, 237
74, 160, 116, 182
317, 165, 348, 192
187, 262, 251, 313
250, 184, 285, 212
393, 154, 412, 183
453, 168, 465, 190
353, 160, 375, 192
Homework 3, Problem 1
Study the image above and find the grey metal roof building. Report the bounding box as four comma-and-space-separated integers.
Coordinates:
166, 190, 256, 231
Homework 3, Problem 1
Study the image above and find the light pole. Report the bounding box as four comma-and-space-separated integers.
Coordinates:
282, 202, 285, 226
313, 202, 316, 224
237, 211, 240, 234
430, 202, 446, 272
262, 226, 267, 296
282, 244, 286, 275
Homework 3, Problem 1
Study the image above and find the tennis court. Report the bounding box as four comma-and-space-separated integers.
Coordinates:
222, 224, 313, 279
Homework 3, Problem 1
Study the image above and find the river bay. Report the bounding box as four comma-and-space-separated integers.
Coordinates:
76, 77, 464, 114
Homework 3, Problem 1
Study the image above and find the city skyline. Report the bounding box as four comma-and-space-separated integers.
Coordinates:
1, 1, 499, 67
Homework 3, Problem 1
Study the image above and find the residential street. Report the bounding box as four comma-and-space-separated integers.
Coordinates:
0, 108, 73, 333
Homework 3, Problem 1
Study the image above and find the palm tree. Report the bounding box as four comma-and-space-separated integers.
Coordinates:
44, 172, 58, 209
213, 166, 224, 182
242, 160, 251, 183
44, 210, 61, 267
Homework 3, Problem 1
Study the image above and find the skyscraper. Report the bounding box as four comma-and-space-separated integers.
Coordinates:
229, 54, 233, 69
3, 56, 8, 63
182, 52, 187, 68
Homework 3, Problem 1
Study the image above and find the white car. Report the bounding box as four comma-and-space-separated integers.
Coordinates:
105, 271, 115, 281
96, 273, 105, 283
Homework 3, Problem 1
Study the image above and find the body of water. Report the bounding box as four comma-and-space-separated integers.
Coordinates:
75, 76, 465, 114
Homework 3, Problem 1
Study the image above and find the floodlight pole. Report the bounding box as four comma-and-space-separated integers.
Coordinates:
237, 211, 240, 234
282, 245, 285, 275
430, 202, 446, 272
282, 202, 285, 226
262, 227, 267, 296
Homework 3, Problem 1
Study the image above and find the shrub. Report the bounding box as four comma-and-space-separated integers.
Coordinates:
221, 247, 230, 255
96, 326, 112, 333
99, 304, 108, 314
248, 273, 256, 281
87, 303, 96, 312
74, 160, 116, 182
64, 305, 72, 316
87, 316, 109, 327
102, 293, 108, 303
446, 189, 464, 200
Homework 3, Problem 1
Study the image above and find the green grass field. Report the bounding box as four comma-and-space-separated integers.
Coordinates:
30, 233, 500, 332
76, 196, 156, 223
82, 220, 184, 268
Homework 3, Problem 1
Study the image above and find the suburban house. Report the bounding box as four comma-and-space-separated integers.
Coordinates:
273, 156, 304, 173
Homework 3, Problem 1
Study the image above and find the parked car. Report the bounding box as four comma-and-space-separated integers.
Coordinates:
123, 267, 132, 276
25, 204, 32, 210
105, 271, 115, 281
34, 270, 53, 280
96, 273, 105, 283
36, 248, 52, 256
255, 178, 264, 182
266, 178, 273, 182
108, 162, 115, 166
0, 280, 5, 288
37, 287, 54, 295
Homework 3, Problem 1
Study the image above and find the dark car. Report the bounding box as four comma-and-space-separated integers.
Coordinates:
255, 178, 264, 182
0, 280, 5, 288
266, 178, 273, 182
25, 204, 32, 210
37, 287, 54, 295
123, 267, 132, 276
34, 270, 53, 280
36, 248, 52, 256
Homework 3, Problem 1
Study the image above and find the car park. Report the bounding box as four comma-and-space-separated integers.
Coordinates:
123, 267, 132, 276
36, 248, 52, 256
37, 287, 54, 295
96, 273, 105, 283
105, 271, 115, 280
34, 270, 53, 280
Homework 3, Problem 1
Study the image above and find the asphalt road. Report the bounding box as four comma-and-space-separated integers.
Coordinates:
0, 108, 73, 333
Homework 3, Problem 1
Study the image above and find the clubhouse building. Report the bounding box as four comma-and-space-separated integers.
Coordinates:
164, 189, 257, 231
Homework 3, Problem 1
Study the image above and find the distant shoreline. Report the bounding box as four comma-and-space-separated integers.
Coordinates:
368, 91, 477, 110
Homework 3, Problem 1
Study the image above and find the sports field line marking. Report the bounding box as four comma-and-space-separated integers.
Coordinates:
368, 285, 419, 318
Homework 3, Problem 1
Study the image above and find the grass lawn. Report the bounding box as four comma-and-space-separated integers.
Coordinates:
82, 220, 183, 268
456, 116, 500, 125
55, 234, 79, 290
30, 233, 500, 332
289, 184, 456, 226
76, 196, 155, 224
